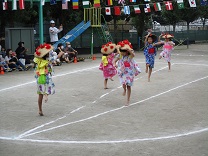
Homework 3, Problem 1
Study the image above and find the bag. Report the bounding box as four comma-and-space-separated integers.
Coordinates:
38, 74, 46, 84
19, 58, 26, 66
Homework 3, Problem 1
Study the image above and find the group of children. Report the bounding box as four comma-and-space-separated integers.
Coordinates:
33, 33, 174, 116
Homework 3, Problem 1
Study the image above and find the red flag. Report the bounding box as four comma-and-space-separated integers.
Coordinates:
165, 1, 173, 10
114, 6, 121, 15
19, 0, 25, 10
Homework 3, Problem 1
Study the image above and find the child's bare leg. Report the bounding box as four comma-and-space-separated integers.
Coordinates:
38, 94, 44, 116
109, 77, 114, 81
122, 84, 127, 96
44, 94, 48, 103
146, 64, 149, 73
148, 67, 152, 82
126, 86, 131, 106
104, 79, 108, 89
168, 62, 171, 71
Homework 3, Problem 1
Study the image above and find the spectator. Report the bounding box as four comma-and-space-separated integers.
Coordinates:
0, 47, 6, 58
49, 20, 63, 45
64, 42, 78, 62
0, 54, 12, 72
55, 43, 69, 63
5, 49, 26, 71
15, 41, 31, 65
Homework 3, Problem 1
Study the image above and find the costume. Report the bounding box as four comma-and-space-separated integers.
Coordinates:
99, 42, 117, 79
144, 43, 157, 68
116, 40, 141, 86
34, 44, 55, 95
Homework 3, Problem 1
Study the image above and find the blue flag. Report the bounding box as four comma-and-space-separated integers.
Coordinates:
50, 0, 56, 5
200, 0, 208, 5
124, 6, 130, 15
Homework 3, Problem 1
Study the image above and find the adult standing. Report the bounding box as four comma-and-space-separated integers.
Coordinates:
49, 20, 63, 45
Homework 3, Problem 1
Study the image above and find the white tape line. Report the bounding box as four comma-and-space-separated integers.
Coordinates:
1, 127, 208, 144
18, 75, 208, 139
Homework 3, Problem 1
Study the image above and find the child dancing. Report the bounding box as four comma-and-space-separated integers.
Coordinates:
99, 42, 117, 89
113, 40, 141, 106
33, 44, 55, 116
157, 33, 175, 71
144, 34, 157, 82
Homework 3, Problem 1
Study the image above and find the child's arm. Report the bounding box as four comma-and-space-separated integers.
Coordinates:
169, 41, 175, 46
128, 49, 135, 58
144, 34, 150, 45
113, 57, 119, 68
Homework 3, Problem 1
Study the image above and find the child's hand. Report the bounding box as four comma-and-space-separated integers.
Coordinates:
113, 64, 118, 68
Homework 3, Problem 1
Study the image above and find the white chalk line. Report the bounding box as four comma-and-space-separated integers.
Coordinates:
17, 106, 85, 139
1, 127, 208, 144
172, 54, 205, 57
17, 75, 208, 139
0, 66, 98, 92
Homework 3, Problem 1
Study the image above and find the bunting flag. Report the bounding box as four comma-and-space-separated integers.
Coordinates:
72, 0, 79, 9
107, 0, 113, 6
12, 0, 17, 10
130, 0, 136, 2
105, 7, 111, 15
144, 4, 151, 13
19, 0, 25, 10
177, 0, 184, 9
124, 6, 130, 14
114, 6, 121, 15
189, 0, 197, 7
62, 0, 68, 9
200, 0, 208, 5
50, 0, 56, 5
82, 0, 90, 8
2, 0, 8, 10
94, 0, 100, 7
42, 0, 45, 5
134, 5, 141, 14
144, 0, 150, 1
154, 3, 161, 11
165, 1, 173, 10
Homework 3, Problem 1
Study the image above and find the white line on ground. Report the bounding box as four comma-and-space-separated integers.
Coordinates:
17, 75, 208, 139
1, 127, 208, 144
0, 66, 98, 92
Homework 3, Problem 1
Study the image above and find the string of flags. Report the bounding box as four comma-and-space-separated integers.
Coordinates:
2, 0, 208, 11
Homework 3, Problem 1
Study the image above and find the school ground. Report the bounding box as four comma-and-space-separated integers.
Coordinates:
0, 43, 208, 156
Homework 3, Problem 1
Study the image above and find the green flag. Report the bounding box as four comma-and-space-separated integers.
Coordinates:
12, 0, 17, 10
177, 0, 184, 9
82, 0, 90, 8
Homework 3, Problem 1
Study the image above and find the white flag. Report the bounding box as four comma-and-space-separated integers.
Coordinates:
188, 0, 196, 7
105, 7, 111, 15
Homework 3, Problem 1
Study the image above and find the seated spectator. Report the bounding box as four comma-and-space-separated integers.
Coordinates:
55, 43, 69, 63
64, 42, 78, 62
5, 49, 26, 71
15, 41, 31, 65
0, 54, 12, 72
0, 47, 6, 58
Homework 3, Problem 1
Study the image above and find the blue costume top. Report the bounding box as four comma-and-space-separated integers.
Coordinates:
144, 43, 157, 68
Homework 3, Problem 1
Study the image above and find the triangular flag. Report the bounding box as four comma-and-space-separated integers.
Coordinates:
12, 0, 17, 10
50, 0, 56, 5
94, 0, 100, 7
154, 3, 161, 11
62, 0, 68, 9
42, 0, 45, 5
177, 0, 184, 9
144, 4, 151, 13
114, 6, 121, 15
105, 7, 111, 15
189, 0, 197, 7
165, 1, 173, 10
19, 0, 25, 10
200, 0, 208, 5
134, 5, 141, 14
124, 6, 130, 15
130, 0, 136, 2
107, 0, 113, 5
2, 0, 8, 10
72, 0, 79, 9
83, 0, 90, 8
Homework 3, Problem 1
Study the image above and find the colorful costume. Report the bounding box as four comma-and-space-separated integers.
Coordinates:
144, 43, 157, 68
99, 42, 117, 79
160, 41, 174, 62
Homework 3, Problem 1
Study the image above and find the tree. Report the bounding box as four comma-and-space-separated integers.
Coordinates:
198, 6, 208, 30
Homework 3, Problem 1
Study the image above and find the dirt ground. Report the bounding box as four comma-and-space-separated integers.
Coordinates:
0, 43, 208, 156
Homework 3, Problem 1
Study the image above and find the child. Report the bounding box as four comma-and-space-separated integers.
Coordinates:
0, 54, 12, 72
99, 42, 117, 89
113, 40, 141, 106
144, 33, 157, 82
33, 44, 55, 116
157, 33, 175, 71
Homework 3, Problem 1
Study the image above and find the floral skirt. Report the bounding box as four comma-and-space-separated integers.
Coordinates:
36, 76, 55, 95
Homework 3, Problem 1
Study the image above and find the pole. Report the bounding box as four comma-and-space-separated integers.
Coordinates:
91, 27, 94, 56
39, 0, 44, 44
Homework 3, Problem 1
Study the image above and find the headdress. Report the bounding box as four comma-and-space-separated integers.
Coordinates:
34, 43, 53, 58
